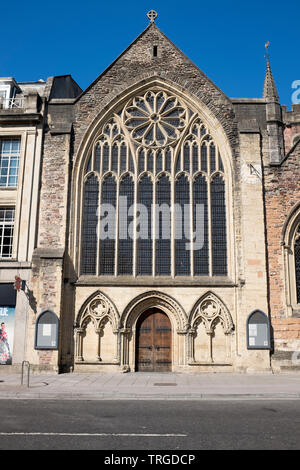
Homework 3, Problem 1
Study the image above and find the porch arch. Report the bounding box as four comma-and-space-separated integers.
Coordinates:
120, 291, 188, 371
121, 290, 187, 332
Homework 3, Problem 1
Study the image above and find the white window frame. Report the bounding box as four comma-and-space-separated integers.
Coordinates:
0, 207, 15, 259
0, 86, 11, 109
0, 138, 21, 188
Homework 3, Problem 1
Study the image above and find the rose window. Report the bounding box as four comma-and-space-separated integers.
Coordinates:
124, 90, 187, 147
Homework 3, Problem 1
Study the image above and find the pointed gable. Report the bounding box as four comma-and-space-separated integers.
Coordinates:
73, 21, 238, 157
77, 22, 229, 103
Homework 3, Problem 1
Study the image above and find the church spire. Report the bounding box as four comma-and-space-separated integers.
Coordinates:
263, 43, 279, 102
263, 42, 284, 164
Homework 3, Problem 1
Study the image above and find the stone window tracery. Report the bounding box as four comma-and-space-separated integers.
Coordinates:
74, 292, 119, 363
188, 293, 234, 364
124, 91, 187, 147
80, 88, 228, 278
283, 211, 300, 315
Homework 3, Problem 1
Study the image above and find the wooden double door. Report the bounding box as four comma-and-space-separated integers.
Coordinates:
136, 309, 172, 372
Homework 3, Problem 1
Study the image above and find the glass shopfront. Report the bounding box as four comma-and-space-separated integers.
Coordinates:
0, 284, 16, 365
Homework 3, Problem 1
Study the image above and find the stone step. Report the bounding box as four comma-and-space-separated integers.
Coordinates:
280, 365, 300, 372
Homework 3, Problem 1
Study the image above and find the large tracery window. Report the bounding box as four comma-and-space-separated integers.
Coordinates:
80, 89, 228, 278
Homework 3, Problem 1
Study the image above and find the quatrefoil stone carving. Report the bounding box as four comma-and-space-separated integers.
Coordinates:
200, 300, 218, 318
90, 300, 107, 317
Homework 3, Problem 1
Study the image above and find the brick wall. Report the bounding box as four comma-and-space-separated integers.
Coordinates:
264, 124, 300, 354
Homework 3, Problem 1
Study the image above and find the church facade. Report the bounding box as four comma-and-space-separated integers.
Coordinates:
1, 17, 300, 373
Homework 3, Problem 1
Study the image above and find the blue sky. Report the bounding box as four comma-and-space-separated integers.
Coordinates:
2, 0, 299, 108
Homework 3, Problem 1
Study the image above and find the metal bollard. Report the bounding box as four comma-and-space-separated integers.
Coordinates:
21, 361, 30, 387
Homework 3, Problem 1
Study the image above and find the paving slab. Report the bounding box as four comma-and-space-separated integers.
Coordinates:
0, 372, 299, 400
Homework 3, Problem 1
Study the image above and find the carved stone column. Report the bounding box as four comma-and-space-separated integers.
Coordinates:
207, 330, 213, 363
187, 328, 196, 364
75, 328, 84, 362
95, 328, 102, 362
120, 328, 131, 369
176, 328, 188, 366
113, 329, 120, 363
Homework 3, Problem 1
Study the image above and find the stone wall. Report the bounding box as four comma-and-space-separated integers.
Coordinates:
27, 130, 71, 371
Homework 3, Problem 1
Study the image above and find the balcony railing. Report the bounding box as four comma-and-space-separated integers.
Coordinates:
0, 97, 25, 109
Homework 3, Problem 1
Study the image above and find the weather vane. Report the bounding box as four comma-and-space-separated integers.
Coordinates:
265, 41, 270, 60
147, 10, 158, 23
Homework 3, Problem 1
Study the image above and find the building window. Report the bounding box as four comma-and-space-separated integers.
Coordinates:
282, 209, 300, 315
80, 89, 228, 278
118, 174, 134, 275
294, 227, 300, 304
0, 139, 20, 188
0, 208, 15, 258
137, 175, 153, 275
155, 174, 171, 276
99, 175, 116, 276
81, 175, 99, 275
0, 87, 10, 109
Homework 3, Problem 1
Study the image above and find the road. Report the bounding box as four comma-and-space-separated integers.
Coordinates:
0, 399, 299, 450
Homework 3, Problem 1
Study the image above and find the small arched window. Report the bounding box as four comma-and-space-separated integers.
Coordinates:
292, 225, 300, 304
283, 207, 300, 315
295, 235, 300, 303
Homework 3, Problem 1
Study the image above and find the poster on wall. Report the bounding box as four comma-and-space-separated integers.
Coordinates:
0, 307, 15, 365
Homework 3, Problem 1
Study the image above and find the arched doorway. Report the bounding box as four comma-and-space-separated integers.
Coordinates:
135, 308, 172, 372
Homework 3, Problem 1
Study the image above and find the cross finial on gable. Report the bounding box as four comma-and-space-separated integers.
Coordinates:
147, 10, 158, 23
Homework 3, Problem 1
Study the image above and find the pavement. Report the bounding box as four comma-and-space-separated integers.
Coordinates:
0, 371, 300, 400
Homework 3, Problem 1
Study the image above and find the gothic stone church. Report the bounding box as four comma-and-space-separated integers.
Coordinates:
1, 17, 300, 373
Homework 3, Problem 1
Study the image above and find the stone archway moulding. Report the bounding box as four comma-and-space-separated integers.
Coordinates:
120, 290, 188, 333
282, 201, 300, 247
74, 290, 120, 363
188, 291, 234, 334
281, 201, 300, 314
75, 290, 120, 331
187, 291, 234, 364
